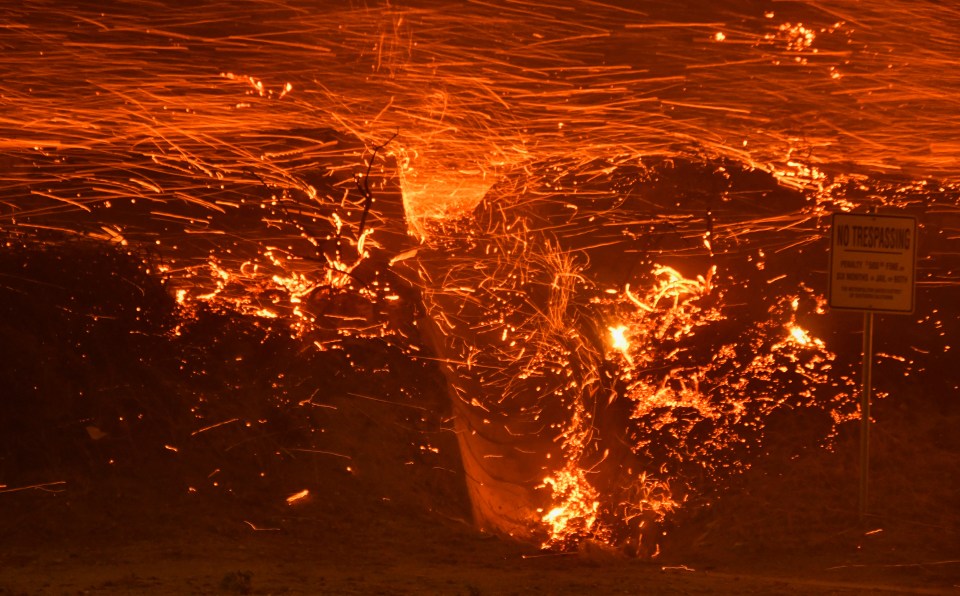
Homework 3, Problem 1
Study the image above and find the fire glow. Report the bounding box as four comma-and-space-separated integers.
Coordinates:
0, 0, 958, 556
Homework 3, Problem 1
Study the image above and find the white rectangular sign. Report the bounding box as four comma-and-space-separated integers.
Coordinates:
829, 213, 917, 313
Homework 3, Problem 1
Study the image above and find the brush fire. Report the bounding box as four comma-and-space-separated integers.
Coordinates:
0, 1, 958, 593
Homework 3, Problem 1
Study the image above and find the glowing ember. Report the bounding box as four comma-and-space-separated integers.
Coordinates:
0, 0, 957, 558
286, 489, 310, 505
608, 325, 631, 358
538, 467, 605, 549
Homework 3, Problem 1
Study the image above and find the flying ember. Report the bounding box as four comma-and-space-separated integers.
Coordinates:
0, 2, 958, 588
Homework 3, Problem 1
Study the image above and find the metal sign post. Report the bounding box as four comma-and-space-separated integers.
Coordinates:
829, 213, 917, 522
859, 310, 874, 521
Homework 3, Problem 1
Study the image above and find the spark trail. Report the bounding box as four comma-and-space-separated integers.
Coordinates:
0, 0, 958, 552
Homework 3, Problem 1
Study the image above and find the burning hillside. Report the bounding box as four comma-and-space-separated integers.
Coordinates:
1, 0, 959, 592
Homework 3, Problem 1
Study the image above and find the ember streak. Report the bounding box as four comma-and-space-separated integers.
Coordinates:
1, 0, 958, 555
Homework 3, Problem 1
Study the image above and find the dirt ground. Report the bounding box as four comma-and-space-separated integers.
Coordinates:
1, 469, 958, 596
1, 472, 958, 595
1, 383, 957, 595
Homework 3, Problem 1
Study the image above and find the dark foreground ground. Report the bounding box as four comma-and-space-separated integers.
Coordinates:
1, 467, 958, 596
1, 498, 958, 596
0, 242, 958, 595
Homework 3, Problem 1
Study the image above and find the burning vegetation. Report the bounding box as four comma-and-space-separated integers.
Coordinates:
1, 1, 959, 589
